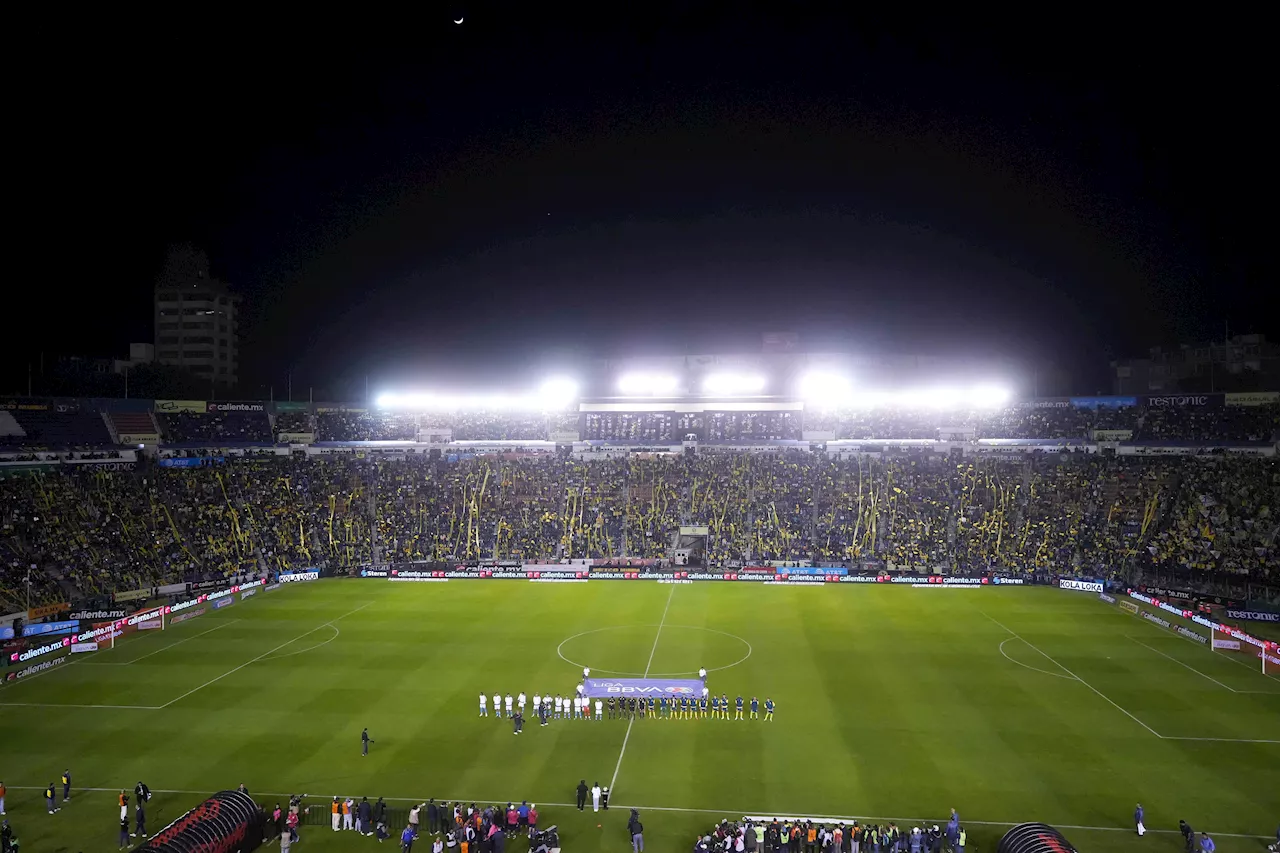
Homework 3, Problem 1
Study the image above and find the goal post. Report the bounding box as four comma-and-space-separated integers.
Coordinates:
1210, 625, 1280, 674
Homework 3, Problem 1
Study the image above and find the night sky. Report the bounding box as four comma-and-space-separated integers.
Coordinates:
9, 11, 1272, 396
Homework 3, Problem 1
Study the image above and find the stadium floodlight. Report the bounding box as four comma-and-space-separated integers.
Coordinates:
968, 384, 1012, 409
617, 372, 679, 396
703, 372, 767, 396
538, 377, 579, 410
798, 371, 853, 407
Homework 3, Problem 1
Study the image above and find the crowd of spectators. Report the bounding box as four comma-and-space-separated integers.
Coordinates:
160, 411, 273, 443
2, 451, 1276, 609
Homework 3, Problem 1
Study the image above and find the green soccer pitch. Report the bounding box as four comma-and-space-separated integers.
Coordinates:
1, 581, 1276, 853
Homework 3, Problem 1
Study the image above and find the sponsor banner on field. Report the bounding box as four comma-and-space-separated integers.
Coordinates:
1225, 608, 1280, 623
279, 569, 320, 583
68, 608, 127, 621
1224, 391, 1279, 407
70, 641, 99, 653
389, 577, 450, 582
1099, 593, 1117, 604
27, 602, 70, 620
114, 587, 151, 603
583, 678, 704, 699
170, 607, 207, 624
126, 607, 165, 627
1142, 611, 1172, 629
1120, 600, 1140, 615
8, 636, 71, 664
264, 583, 281, 591
992, 577, 1026, 585
154, 399, 206, 414
138, 618, 163, 630
240, 588, 257, 600
3, 655, 67, 682
1212, 638, 1242, 651
1060, 579, 1104, 593
212, 597, 235, 610
1176, 626, 1208, 644
1261, 650, 1280, 667
21, 619, 78, 638
911, 583, 980, 589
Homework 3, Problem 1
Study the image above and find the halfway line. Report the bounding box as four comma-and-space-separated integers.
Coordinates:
610, 585, 676, 796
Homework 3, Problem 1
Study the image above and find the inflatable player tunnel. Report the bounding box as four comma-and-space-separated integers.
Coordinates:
999, 823, 1079, 853
140, 789, 265, 852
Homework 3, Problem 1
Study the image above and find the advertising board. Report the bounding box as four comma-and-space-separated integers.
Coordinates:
1225, 609, 1280, 623
1059, 579, 1104, 593
279, 570, 320, 583
4, 655, 67, 682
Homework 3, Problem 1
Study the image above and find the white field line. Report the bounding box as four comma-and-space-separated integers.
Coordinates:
997, 637, 1076, 680
80, 619, 242, 666
609, 586, 675, 796
1, 786, 1272, 840
0, 702, 162, 709
158, 601, 373, 709
980, 612, 1163, 738
1126, 635, 1237, 692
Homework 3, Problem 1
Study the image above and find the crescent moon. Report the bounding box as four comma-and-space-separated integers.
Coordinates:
454, 17, 463, 23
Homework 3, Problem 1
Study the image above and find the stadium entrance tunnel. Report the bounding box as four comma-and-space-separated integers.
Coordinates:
999, 823, 1079, 853
141, 789, 265, 852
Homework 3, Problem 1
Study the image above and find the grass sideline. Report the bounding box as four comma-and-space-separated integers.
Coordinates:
0, 580, 1277, 853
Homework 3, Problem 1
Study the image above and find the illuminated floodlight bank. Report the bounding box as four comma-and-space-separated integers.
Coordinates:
798, 371, 854, 408
816, 384, 1012, 410
617, 372, 679, 395
375, 378, 580, 412
702, 372, 767, 396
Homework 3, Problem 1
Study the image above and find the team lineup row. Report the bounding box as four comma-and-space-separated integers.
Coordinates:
480, 693, 777, 719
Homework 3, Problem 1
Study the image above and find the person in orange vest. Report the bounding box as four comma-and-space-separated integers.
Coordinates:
330, 797, 341, 832
343, 797, 354, 831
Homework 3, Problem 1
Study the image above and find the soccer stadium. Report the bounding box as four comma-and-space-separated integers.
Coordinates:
2, 381, 1278, 853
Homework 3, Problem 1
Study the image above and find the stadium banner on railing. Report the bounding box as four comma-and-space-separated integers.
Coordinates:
154, 400, 207, 414
157, 583, 187, 595
1099, 593, 1117, 604
315, 404, 367, 413
0, 398, 51, 411
279, 432, 315, 443
21, 619, 78, 638
1142, 394, 1225, 408
1120, 600, 1139, 614
1092, 429, 1133, 441
1026, 397, 1072, 409
118, 433, 161, 444
7, 636, 71, 665
1224, 608, 1280, 623
207, 401, 266, 413
1069, 396, 1137, 409
779, 566, 848, 576
1141, 585, 1195, 601
279, 569, 320, 583
276, 400, 311, 412
1059, 579, 1103, 592
27, 601, 69, 620
1224, 391, 1279, 406
114, 587, 152, 603
157, 456, 219, 468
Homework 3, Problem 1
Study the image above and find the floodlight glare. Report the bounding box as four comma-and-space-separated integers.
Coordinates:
617, 372, 678, 395
538, 377, 579, 410
703, 372, 767, 396
798, 371, 853, 405
969, 384, 1012, 409
375, 393, 396, 409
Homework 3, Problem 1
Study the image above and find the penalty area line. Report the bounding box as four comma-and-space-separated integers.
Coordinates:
157, 601, 373, 709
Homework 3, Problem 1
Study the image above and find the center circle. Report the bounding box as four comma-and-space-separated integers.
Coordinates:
557, 624, 753, 677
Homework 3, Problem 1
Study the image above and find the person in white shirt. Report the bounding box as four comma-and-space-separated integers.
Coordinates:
433, 838, 444, 853
590, 783, 602, 812
595, 699, 603, 719
576, 696, 584, 718
479, 693, 487, 717
554, 695, 563, 718
492, 693, 501, 718
533, 694, 541, 713
699, 666, 707, 681
583, 666, 590, 681
505, 694, 513, 716
517, 692, 527, 712
343, 798, 354, 830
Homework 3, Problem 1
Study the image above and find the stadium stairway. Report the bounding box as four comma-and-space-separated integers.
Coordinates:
108, 410, 160, 442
